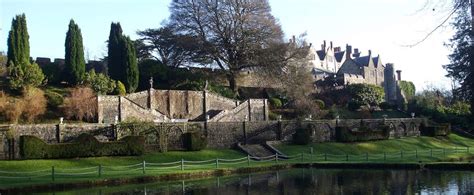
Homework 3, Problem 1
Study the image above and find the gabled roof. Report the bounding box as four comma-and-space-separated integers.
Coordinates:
316, 50, 326, 60
353, 56, 371, 67
372, 55, 382, 68
334, 51, 345, 63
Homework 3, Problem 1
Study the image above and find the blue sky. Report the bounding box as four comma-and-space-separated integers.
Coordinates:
0, 0, 455, 90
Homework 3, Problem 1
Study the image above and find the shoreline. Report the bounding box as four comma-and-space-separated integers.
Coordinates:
1, 161, 473, 194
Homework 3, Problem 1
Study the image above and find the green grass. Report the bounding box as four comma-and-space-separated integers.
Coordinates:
276, 134, 474, 163
0, 135, 473, 189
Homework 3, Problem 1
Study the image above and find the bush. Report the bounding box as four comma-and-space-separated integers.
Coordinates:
269, 97, 282, 108
347, 83, 384, 106
19, 134, 145, 159
8, 62, 45, 90
63, 87, 97, 122
268, 111, 279, 120
183, 131, 207, 151
347, 101, 361, 111
45, 90, 64, 109
399, 81, 416, 100
335, 125, 390, 142
293, 127, 311, 145
379, 102, 395, 110
21, 88, 47, 122
314, 99, 325, 109
115, 81, 126, 96
84, 70, 116, 95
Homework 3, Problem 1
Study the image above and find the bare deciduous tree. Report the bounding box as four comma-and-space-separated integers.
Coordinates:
168, 0, 284, 92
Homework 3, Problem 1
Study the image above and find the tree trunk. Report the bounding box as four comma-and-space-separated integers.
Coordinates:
470, 0, 474, 117
226, 73, 238, 93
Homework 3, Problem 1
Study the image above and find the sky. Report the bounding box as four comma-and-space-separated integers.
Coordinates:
0, 0, 457, 91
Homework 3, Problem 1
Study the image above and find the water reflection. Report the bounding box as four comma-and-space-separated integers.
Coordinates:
48, 168, 474, 195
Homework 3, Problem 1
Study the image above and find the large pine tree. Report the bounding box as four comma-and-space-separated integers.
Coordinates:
107, 22, 124, 82
7, 14, 30, 68
121, 36, 139, 92
64, 19, 86, 85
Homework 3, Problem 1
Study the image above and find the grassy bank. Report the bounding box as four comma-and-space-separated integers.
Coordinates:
276, 134, 474, 162
0, 134, 473, 191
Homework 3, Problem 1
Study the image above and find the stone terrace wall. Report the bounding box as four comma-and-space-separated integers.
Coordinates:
2, 118, 424, 159
97, 96, 119, 124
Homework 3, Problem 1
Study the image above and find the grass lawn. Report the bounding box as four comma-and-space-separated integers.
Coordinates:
0, 134, 473, 189
276, 134, 474, 163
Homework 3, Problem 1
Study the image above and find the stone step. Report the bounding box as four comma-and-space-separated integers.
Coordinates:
239, 144, 275, 158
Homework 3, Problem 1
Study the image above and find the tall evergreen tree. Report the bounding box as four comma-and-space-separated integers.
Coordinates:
7, 14, 30, 68
121, 36, 139, 92
6, 14, 44, 90
107, 22, 124, 82
64, 19, 86, 85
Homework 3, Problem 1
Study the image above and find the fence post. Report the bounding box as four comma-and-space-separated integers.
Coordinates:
276, 153, 279, 164
51, 166, 55, 181
384, 152, 386, 161
346, 154, 349, 161
98, 165, 102, 178
216, 158, 219, 169
430, 149, 433, 157
310, 147, 314, 162
366, 153, 368, 161
142, 161, 146, 174
415, 149, 418, 159
247, 155, 251, 166
455, 147, 457, 153
324, 153, 327, 161
400, 150, 403, 159
468, 146, 470, 153
443, 148, 446, 156
181, 159, 184, 171
301, 153, 304, 162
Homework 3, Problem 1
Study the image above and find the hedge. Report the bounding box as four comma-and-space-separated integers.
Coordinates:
293, 128, 312, 145
420, 123, 451, 136
336, 125, 390, 142
183, 131, 207, 151
19, 134, 145, 159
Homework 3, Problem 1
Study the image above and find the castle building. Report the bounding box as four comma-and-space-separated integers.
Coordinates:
309, 40, 406, 105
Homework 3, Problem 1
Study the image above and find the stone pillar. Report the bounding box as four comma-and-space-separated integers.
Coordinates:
247, 100, 252, 121
56, 124, 65, 143
118, 96, 123, 122
148, 88, 154, 110
203, 90, 208, 119
263, 99, 269, 121
243, 120, 247, 144
97, 96, 103, 123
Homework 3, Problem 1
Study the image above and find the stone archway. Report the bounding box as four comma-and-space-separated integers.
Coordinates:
388, 123, 397, 138
397, 123, 407, 137
166, 125, 185, 150
409, 122, 418, 136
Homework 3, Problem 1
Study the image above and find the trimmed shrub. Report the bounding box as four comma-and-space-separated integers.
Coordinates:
183, 131, 207, 151
19, 134, 145, 159
269, 97, 282, 108
314, 99, 325, 109
347, 83, 384, 106
293, 128, 311, 145
335, 125, 390, 142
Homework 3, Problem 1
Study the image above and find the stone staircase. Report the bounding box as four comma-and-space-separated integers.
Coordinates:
237, 142, 287, 160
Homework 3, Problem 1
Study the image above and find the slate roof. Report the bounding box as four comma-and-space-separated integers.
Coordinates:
334, 51, 345, 63
372, 56, 381, 68
353, 56, 371, 67
316, 50, 326, 60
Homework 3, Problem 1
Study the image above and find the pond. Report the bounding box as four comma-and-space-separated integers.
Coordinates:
41, 168, 474, 194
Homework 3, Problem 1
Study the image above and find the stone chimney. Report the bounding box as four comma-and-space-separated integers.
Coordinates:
334, 47, 341, 52
368, 50, 372, 56
352, 48, 360, 58
396, 70, 402, 81
330, 41, 333, 49
345, 44, 352, 59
